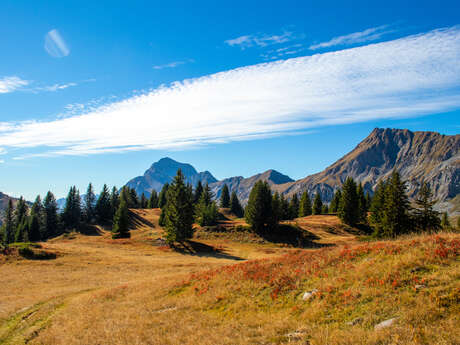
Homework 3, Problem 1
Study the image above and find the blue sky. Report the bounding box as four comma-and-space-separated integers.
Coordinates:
0, 0, 459, 200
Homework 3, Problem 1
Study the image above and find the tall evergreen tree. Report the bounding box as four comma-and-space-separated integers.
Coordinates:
322, 204, 329, 214
14, 197, 28, 230
441, 212, 451, 229
62, 186, 81, 230
356, 183, 368, 223
380, 171, 411, 237
84, 183, 96, 223
194, 181, 203, 204
413, 182, 440, 232
112, 198, 130, 239
288, 194, 300, 220
338, 177, 359, 226
280, 194, 290, 220
96, 184, 112, 224
140, 193, 148, 208
271, 192, 282, 225
2, 199, 14, 245
220, 184, 230, 208
245, 181, 274, 233
129, 188, 139, 208
229, 191, 244, 218
158, 183, 169, 209
29, 195, 44, 242
312, 193, 323, 215
148, 190, 159, 208
110, 187, 120, 218
329, 190, 342, 213
369, 181, 386, 233
43, 191, 58, 239
163, 169, 195, 243
14, 219, 29, 243
299, 191, 312, 217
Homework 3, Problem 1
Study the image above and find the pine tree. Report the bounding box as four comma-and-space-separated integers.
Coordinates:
299, 191, 312, 217
229, 191, 244, 218
95, 184, 112, 224
194, 181, 203, 204
280, 194, 290, 220
338, 177, 359, 226
245, 181, 274, 233
200, 183, 213, 206
380, 171, 411, 237
322, 204, 329, 214
369, 181, 386, 234
29, 196, 43, 242
441, 212, 451, 229
14, 219, 29, 243
148, 190, 159, 208
62, 186, 81, 230
329, 190, 342, 213
43, 191, 58, 239
112, 198, 130, 239
14, 197, 28, 230
84, 183, 96, 223
312, 193, 323, 215
158, 183, 169, 209
164, 169, 195, 243
129, 188, 139, 208
357, 183, 368, 223
413, 182, 440, 232
2, 199, 14, 246
140, 193, 148, 208
271, 192, 282, 225
110, 187, 120, 218
289, 194, 299, 220
220, 184, 230, 208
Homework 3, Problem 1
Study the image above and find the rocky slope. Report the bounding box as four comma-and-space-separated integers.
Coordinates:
125, 157, 217, 196
275, 128, 459, 211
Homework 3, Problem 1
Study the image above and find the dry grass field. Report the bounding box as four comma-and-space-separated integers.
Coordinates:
0, 210, 458, 345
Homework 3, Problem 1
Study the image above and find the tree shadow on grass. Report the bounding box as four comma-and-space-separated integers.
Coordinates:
78, 224, 104, 236
258, 224, 334, 249
129, 211, 155, 229
170, 240, 245, 261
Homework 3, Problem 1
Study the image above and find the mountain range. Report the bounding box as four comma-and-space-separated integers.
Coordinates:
124, 128, 459, 214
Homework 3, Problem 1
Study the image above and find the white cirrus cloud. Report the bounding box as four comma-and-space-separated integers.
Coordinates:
0, 76, 29, 93
153, 59, 194, 70
225, 31, 297, 49
1, 26, 460, 160
44, 29, 70, 58
309, 24, 396, 50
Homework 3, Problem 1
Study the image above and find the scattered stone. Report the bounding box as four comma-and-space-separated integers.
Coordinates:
302, 289, 318, 301
286, 331, 304, 340
414, 284, 426, 290
374, 317, 397, 330
346, 317, 363, 326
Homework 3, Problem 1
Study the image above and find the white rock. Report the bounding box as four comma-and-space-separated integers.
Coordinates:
414, 284, 426, 290
302, 289, 318, 301
374, 317, 397, 330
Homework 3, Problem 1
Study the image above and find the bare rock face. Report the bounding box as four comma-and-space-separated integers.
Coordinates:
277, 128, 459, 212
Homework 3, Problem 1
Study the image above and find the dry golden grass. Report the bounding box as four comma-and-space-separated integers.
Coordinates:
1, 210, 458, 345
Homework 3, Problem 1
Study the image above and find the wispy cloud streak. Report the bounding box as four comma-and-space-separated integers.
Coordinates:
309, 24, 395, 50
0, 76, 29, 93
44, 29, 70, 58
153, 59, 194, 70
1, 27, 459, 159
225, 31, 298, 49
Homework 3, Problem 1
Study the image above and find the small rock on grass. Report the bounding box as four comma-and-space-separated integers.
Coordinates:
302, 289, 318, 301
374, 317, 397, 330
414, 284, 426, 290
346, 317, 363, 326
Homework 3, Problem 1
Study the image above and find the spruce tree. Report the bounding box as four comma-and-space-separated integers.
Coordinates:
229, 191, 244, 218
280, 194, 290, 220
158, 183, 169, 209
95, 184, 112, 224
148, 190, 159, 208
369, 181, 386, 234
62, 186, 81, 230
110, 187, 120, 218
299, 191, 312, 217
245, 181, 274, 233
14, 197, 28, 230
220, 184, 230, 208
84, 183, 96, 223
380, 171, 411, 237
357, 183, 368, 223
194, 181, 203, 204
441, 212, 451, 229
164, 169, 195, 243
14, 219, 29, 243
112, 198, 130, 239
338, 177, 359, 226
288, 194, 299, 220
413, 182, 440, 232
312, 193, 323, 215
140, 193, 148, 208
29, 196, 43, 242
129, 188, 139, 208
329, 190, 342, 213
271, 192, 282, 225
43, 191, 58, 239
322, 204, 329, 214
2, 199, 14, 245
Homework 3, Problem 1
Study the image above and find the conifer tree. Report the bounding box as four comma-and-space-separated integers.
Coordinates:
148, 190, 159, 208
220, 184, 230, 208
29, 196, 43, 242
62, 186, 81, 230
95, 184, 112, 224
312, 193, 323, 215
14, 219, 29, 243
129, 188, 139, 208
369, 181, 386, 233
229, 191, 244, 218
14, 197, 28, 230
271, 192, 282, 225
2, 199, 14, 246
413, 182, 440, 232
329, 190, 342, 213
288, 194, 299, 220
338, 177, 359, 226
357, 183, 368, 223
43, 191, 58, 239
84, 183, 96, 223
112, 198, 130, 239
280, 194, 290, 220
194, 181, 203, 204
245, 181, 274, 233
322, 204, 329, 214
380, 171, 411, 237
299, 191, 312, 217
441, 212, 451, 229
163, 169, 194, 243
110, 187, 120, 218
158, 183, 169, 209
140, 193, 148, 208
